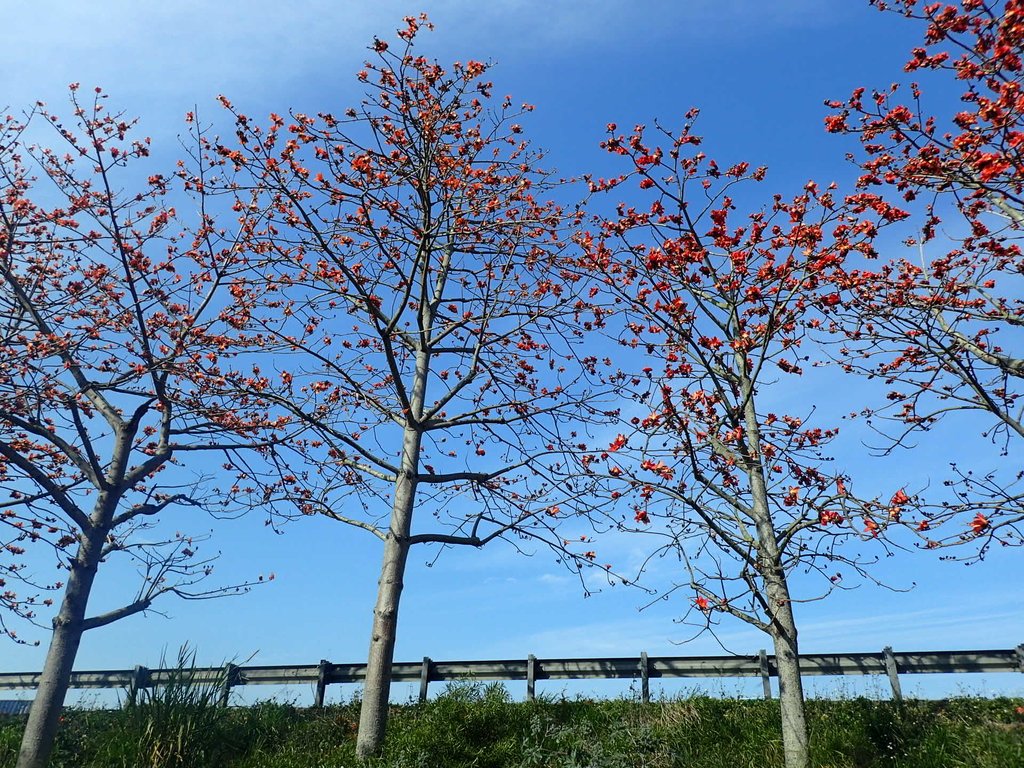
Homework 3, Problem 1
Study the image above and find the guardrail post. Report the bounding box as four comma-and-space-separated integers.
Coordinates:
127, 664, 149, 706
1015, 643, 1024, 673
220, 663, 238, 708
526, 654, 537, 701
759, 649, 772, 700
639, 651, 650, 703
882, 646, 903, 701
315, 659, 330, 708
418, 657, 432, 703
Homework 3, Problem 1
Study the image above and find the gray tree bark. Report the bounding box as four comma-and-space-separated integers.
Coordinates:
16, 527, 106, 768
743, 384, 810, 768
355, 349, 427, 759
354, 476, 415, 759
767, 577, 810, 768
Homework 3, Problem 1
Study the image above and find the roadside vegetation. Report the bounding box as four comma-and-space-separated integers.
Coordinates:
1, 682, 1021, 768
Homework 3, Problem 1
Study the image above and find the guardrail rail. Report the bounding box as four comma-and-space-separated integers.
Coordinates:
1, 644, 1021, 708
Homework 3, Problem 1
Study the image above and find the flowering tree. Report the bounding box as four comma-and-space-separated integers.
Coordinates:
581, 116, 902, 768
825, 0, 1024, 553
199, 17, 611, 758
1, 91, 275, 768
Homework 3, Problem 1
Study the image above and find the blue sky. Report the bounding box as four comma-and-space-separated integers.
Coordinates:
1, 1, 1021, 703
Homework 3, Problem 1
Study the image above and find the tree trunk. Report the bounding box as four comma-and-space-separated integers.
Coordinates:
17, 530, 104, 768
355, 431, 419, 759
767, 583, 810, 768
738, 368, 810, 768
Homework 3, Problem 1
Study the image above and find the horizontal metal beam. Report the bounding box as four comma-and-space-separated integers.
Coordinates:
1, 645, 1020, 694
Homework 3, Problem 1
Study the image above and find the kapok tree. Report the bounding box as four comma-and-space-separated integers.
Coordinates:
825, 0, 1024, 553
198, 17, 612, 758
1, 91, 276, 768
581, 116, 904, 768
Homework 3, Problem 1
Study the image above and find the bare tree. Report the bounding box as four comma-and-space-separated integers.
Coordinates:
1, 90, 275, 768
196, 17, 613, 758
825, 0, 1024, 553
581, 117, 903, 768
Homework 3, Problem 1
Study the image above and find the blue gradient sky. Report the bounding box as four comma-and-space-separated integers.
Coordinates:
1, 1, 1021, 703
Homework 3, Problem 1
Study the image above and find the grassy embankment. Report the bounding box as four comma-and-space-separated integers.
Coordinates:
2, 681, 1023, 768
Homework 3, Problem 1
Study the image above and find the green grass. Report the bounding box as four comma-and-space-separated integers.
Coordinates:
2, 683, 1022, 767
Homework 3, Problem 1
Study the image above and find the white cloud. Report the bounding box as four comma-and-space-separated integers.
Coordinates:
488, 612, 688, 657
0, 0, 854, 128
797, 602, 1024, 652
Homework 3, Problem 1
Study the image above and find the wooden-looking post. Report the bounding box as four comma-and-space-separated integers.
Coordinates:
759, 649, 772, 700
315, 659, 330, 708
418, 657, 431, 703
639, 652, 650, 703
126, 665, 148, 707
882, 646, 903, 701
219, 663, 238, 708
526, 654, 537, 701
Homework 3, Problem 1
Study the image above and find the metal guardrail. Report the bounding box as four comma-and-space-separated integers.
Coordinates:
1, 645, 1021, 708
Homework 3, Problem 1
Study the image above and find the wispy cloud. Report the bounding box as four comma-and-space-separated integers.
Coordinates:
797, 602, 1024, 652
483, 612, 693, 658
1, 0, 855, 128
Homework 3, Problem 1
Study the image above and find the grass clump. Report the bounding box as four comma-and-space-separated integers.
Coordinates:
117, 645, 232, 768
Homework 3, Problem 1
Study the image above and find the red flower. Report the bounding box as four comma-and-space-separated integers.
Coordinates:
890, 488, 910, 506
970, 513, 989, 535
819, 510, 843, 526
824, 114, 847, 133
640, 458, 674, 480
694, 596, 709, 611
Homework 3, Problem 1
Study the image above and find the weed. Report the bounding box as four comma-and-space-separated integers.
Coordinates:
109, 644, 235, 768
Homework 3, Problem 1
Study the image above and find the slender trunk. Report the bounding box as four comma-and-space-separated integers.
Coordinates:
737, 363, 810, 768
356, 255, 433, 759
355, 429, 420, 759
17, 529, 105, 768
766, 575, 810, 768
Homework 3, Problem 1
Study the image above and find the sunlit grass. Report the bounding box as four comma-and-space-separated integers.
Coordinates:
2, 682, 1022, 767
